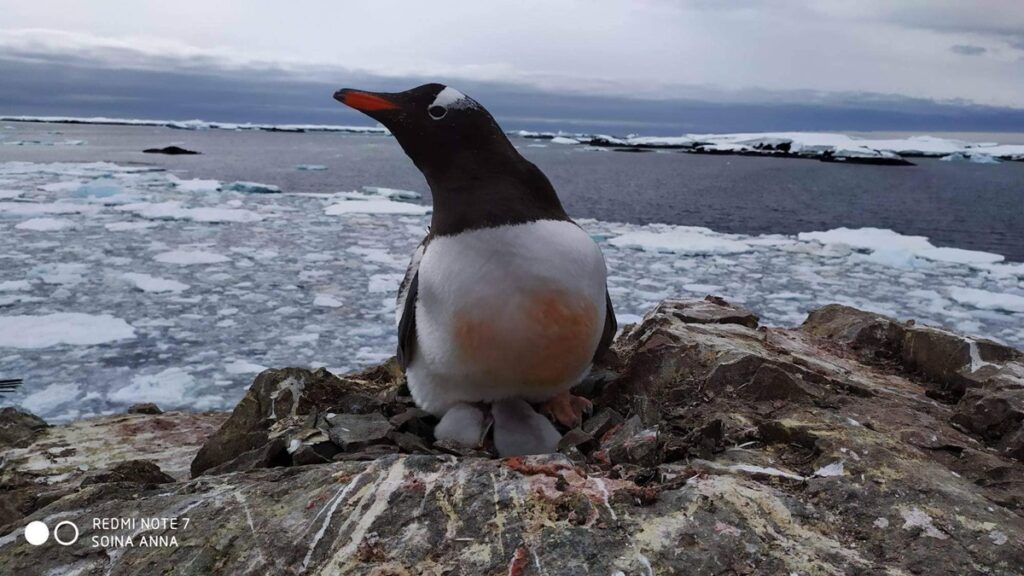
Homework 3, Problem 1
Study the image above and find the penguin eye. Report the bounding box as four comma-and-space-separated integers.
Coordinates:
428, 105, 447, 120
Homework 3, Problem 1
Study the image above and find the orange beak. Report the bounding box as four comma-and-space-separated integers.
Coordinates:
333, 89, 400, 112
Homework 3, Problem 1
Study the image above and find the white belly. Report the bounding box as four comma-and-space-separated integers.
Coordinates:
407, 219, 608, 415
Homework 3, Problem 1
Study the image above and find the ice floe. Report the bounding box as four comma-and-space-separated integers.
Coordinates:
154, 250, 231, 265
325, 199, 432, 216
117, 201, 264, 223
0, 312, 135, 348
121, 272, 190, 293
608, 226, 753, 255
226, 181, 281, 194
14, 217, 75, 231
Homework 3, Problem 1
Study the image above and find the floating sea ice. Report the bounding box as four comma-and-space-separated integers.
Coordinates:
798, 227, 933, 252
121, 272, 190, 293
0, 190, 22, 199
107, 367, 194, 407
172, 178, 222, 193
224, 359, 268, 374
116, 201, 264, 223
0, 312, 135, 348
361, 186, 422, 200
0, 280, 31, 291
153, 250, 231, 265
226, 181, 281, 194
608, 227, 752, 255
916, 247, 1003, 265
947, 287, 1024, 313
20, 382, 82, 415
296, 164, 327, 171
550, 136, 580, 145
324, 198, 432, 216
73, 178, 122, 198
105, 221, 159, 231
0, 201, 99, 216
368, 273, 405, 293
14, 217, 75, 231
313, 294, 344, 308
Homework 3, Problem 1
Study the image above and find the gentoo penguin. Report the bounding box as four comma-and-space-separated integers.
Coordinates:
334, 84, 616, 456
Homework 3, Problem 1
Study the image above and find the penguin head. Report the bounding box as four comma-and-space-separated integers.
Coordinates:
334, 83, 512, 178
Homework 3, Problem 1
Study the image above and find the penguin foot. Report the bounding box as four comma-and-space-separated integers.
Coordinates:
434, 403, 487, 448
492, 399, 561, 457
540, 391, 592, 428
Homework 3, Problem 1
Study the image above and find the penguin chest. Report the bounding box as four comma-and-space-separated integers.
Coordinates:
450, 289, 599, 387
415, 220, 607, 394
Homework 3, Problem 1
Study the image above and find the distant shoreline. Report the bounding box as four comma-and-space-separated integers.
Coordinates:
4, 115, 1024, 164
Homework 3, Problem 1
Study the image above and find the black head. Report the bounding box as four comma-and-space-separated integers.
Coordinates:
335, 83, 569, 235
334, 83, 515, 181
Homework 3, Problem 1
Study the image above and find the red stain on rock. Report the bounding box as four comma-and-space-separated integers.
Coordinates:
503, 456, 571, 478
507, 546, 529, 576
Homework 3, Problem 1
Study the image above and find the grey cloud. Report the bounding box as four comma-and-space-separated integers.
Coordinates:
950, 44, 987, 56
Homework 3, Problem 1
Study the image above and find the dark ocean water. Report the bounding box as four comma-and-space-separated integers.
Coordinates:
3, 122, 1023, 261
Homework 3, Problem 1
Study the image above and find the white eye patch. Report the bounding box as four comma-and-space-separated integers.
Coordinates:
429, 86, 475, 113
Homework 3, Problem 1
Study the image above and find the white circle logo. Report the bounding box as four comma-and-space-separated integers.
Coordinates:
53, 521, 80, 546
24, 521, 49, 546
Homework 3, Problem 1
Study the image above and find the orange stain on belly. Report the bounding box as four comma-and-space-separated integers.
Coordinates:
453, 290, 598, 391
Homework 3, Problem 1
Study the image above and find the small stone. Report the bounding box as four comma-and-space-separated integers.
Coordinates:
557, 428, 594, 453
80, 460, 175, 486
327, 413, 393, 451
583, 408, 624, 440
0, 407, 48, 449
388, 408, 435, 437
127, 403, 163, 415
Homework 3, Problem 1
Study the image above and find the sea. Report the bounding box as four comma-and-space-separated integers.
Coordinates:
1, 121, 1022, 422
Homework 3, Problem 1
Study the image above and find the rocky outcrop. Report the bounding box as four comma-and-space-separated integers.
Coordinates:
1, 299, 1022, 575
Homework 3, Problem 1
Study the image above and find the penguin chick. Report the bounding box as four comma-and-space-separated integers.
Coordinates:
491, 399, 561, 457
433, 402, 487, 448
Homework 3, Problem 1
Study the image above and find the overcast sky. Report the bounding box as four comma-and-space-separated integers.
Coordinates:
3, 1, 1024, 132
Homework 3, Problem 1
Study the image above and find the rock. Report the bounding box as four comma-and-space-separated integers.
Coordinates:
126, 402, 163, 415
80, 459, 176, 486
656, 296, 759, 328
801, 303, 905, 358
600, 416, 661, 467
142, 145, 200, 155
2, 299, 1023, 575
953, 387, 1024, 459
326, 413, 392, 451
0, 407, 47, 449
190, 365, 398, 476
581, 407, 624, 439
557, 428, 594, 453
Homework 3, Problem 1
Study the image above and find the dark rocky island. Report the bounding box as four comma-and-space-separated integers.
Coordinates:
142, 145, 200, 155
1, 298, 1022, 575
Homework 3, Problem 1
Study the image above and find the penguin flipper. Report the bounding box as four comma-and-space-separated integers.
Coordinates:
593, 287, 617, 363
397, 272, 418, 370
396, 235, 429, 370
